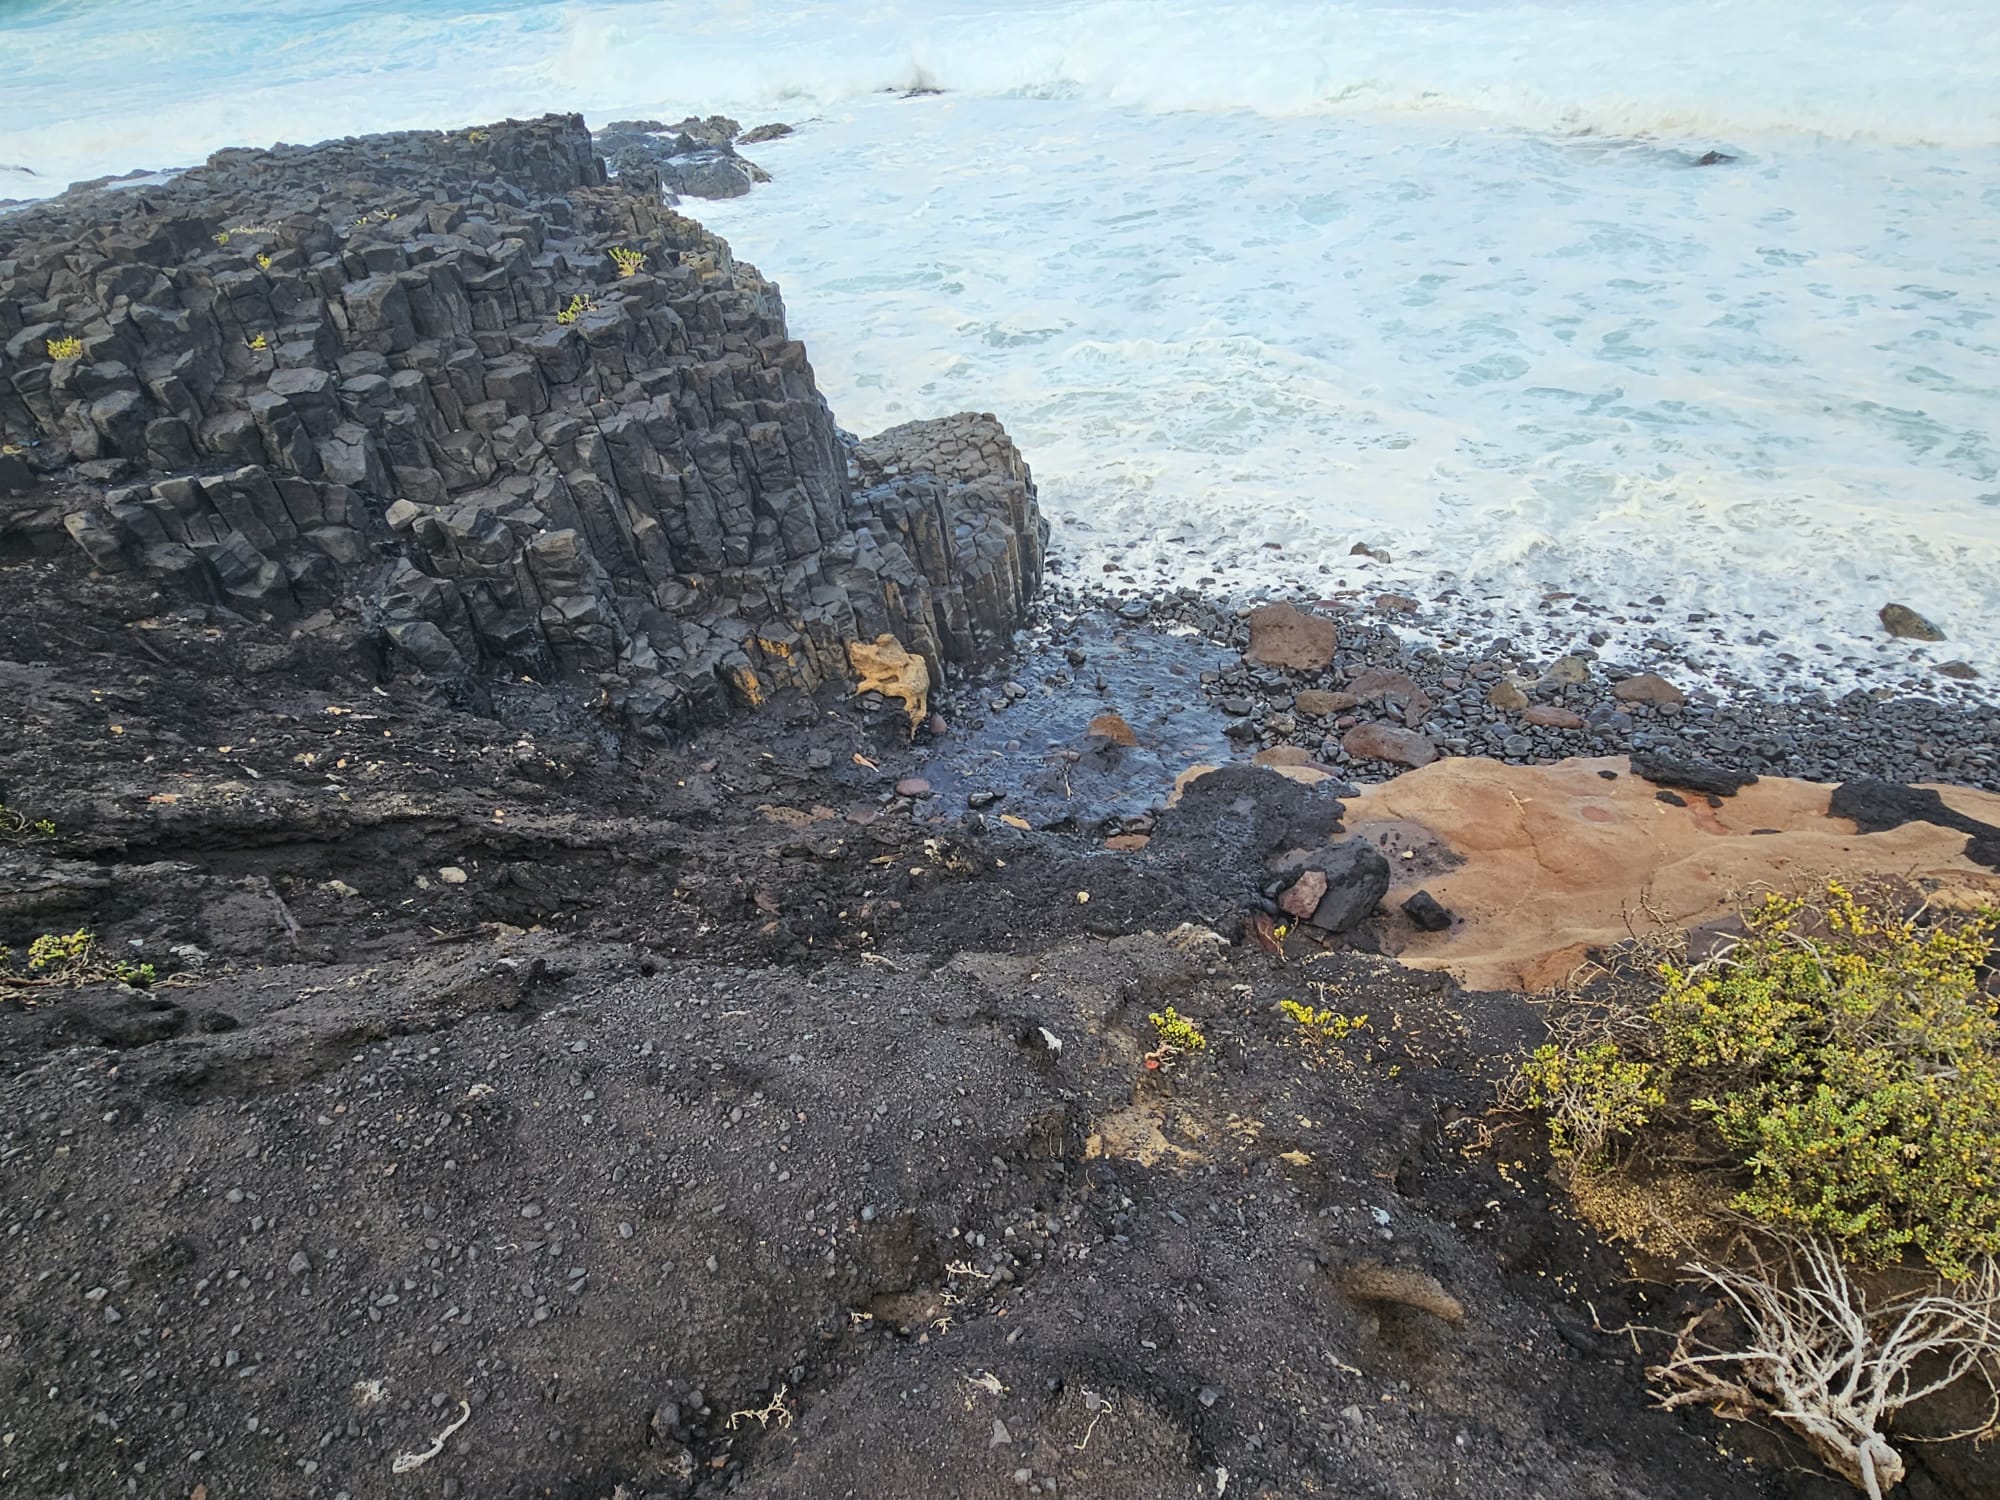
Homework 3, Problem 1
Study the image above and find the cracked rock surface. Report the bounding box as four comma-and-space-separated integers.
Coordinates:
1, 113, 1045, 734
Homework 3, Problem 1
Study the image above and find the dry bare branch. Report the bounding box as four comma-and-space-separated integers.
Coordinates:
1651, 1238, 2000, 1498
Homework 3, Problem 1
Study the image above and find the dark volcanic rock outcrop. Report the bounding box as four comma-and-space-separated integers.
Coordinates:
0, 114, 1045, 732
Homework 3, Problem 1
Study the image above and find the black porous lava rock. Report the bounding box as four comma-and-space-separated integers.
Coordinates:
1147, 764, 1347, 912
1401, 889, 1454, 932
0, 114, 1046, 736
1308, 840, 1392, 934
594, 115, 775, 201
1829, 778, 2000, 870
1628, 750, 1759, 797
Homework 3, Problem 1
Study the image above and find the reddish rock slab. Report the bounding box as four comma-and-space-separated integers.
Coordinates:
1374, 593, 1420, 613
1611, 672, 1686, 706
1294, 689, 1359, 718
1245, 603, 1339, 671
1523, 705, 1585, 729
894, 777, 933, 798
1104, 832, 1151, 851
1345, 668, 1434, 728
1278, 869, 1328, 919
1085, 711, 1138, 746
1342, 722, 1438, 768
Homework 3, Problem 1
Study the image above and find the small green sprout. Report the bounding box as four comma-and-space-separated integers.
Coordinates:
245, 332, 269, 351
213, 230, 231, 245
255, 252, 272, 270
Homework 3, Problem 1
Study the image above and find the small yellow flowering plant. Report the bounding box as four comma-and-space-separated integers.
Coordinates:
1521, 882, 2000, 1277
1147, 1006, 1207, 1054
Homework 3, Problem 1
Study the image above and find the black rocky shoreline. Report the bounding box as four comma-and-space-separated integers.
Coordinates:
914, 568, 2000, 808
5, 110, 2000, 1500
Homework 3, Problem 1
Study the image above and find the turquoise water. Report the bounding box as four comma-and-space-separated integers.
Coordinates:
4, 1, 1999, 682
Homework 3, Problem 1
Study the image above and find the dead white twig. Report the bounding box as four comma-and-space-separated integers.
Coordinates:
390, 1398, 470, 1474
1652, 1239, 2000, 1499
725, 1385, 794, 1432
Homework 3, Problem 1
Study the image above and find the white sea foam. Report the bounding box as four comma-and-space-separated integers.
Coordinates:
4, 1, 1998, 685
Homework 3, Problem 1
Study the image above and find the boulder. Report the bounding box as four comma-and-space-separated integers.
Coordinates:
1523, 705, 1583, 729
1540, 654, 1590, 687
1294, 689, 1358, 718
1611, 672, 1685, 706
1629, 751, 1758, 798
1342, 723, 1437, 768
1307, 841, 1391, 933
1245, 603, 1338, 672
1400, 890, 1453, 932
1880, 603, 1945, 641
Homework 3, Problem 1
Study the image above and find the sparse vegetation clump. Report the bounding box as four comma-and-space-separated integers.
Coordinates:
609, 245, 646, 278
1523, 882, 2000, 1278
1520, 882, 2000, 1493
1147, 1006, 1206, 1053
4, 927, 154, 990
0, 803, 56, 841
45, 334, 83, 360
556, 293, 596, 325
1278, 998, 1369, 1042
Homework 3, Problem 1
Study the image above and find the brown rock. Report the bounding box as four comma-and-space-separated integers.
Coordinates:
1611, 672, 1686, 706
1294, 689, 1358, 718
1542, 654, 1591, 687
1278, 870, 1328, 920
1245, 603, 1338, 671
1341, 755, 2000, 992
1486, 680, 1528, 712
849, 635, 931, 730
1880, 603, 1945, 641
1374, 592, 1419, 613
1085, 711, 1137, 746
1339, 1261, 1465, 1325
1342, 723, 1438, 768
1346, 668, 1434, 728
1524, 705, 1584, 729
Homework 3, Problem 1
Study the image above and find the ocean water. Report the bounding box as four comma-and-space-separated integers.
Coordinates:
5, 0, 1999, 686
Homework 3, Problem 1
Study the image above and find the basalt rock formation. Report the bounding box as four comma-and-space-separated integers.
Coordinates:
0, 113, 1045, 733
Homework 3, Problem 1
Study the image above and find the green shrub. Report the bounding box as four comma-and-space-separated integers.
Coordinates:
1522, 884, 2000, 1277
